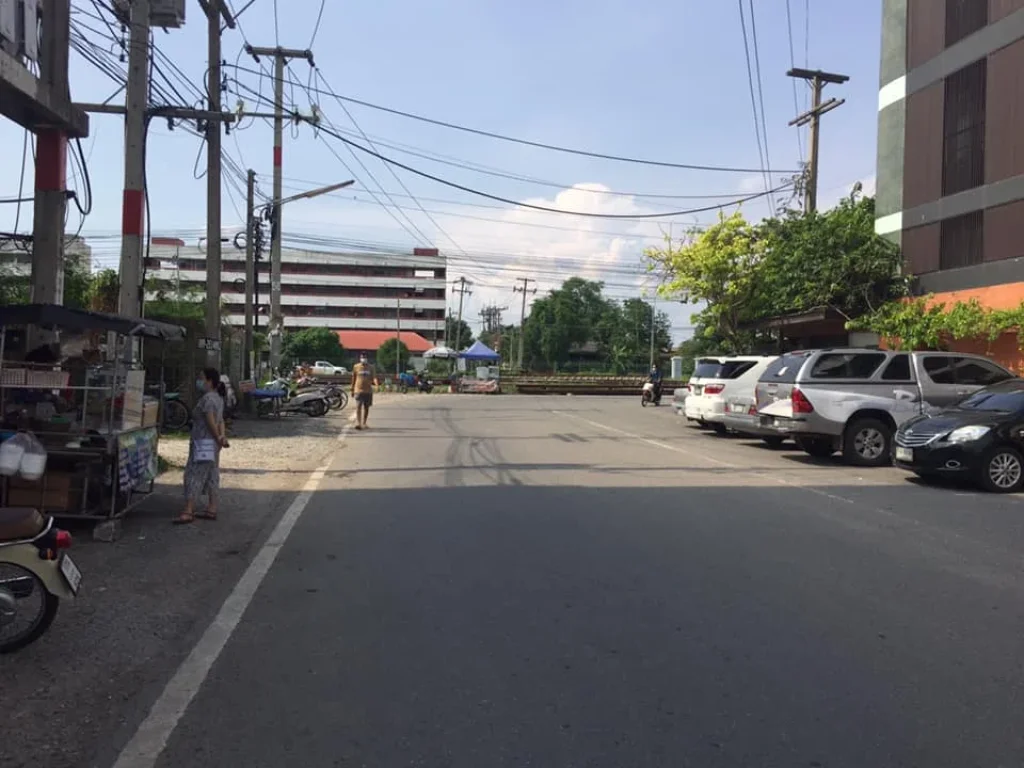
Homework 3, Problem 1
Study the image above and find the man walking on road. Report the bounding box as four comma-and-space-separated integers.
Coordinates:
352, 353, 376, 430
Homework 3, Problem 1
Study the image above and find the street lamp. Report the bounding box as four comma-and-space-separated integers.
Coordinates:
262, 179, 354, 372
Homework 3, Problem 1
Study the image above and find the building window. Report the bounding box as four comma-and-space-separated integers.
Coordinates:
939, 211, 983, 270
945, 0, 988, 47
942, 59, 986, 197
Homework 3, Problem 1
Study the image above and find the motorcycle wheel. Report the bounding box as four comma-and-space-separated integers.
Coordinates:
162, 399, 190, 432
305, 399, 328, 417
0, 564, 60, 654
641, 395, 649, 407
324, 390, 343, 410
334, 391, 349, 410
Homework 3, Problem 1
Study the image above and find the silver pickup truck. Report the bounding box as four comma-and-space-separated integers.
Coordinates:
754, 348, 1016, 467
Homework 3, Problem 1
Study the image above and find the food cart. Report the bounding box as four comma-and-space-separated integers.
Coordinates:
0, 304, 185, 520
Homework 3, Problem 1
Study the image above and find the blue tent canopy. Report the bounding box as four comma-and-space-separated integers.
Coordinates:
460, 340, 500, 361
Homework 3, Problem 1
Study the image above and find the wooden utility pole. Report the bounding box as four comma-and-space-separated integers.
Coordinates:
513, 277, 536, 372
244, 44, 315, 371
787, 67, 849, 214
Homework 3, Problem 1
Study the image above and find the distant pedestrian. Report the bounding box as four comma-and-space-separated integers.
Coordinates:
352, 353, 376, 430
175, 368, 230, 524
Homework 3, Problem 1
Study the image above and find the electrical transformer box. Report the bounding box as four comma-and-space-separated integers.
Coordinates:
112, 0, 185, 29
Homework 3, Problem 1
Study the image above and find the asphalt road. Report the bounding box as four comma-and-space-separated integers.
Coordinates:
106, 396, 1024, 768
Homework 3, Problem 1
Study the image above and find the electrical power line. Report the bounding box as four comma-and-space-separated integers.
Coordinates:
746, 0, 776, 213
737, 0, 771, 211
224, 63, 802, 174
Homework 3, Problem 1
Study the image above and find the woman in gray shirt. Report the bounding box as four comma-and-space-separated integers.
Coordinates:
174, 368, 229, 524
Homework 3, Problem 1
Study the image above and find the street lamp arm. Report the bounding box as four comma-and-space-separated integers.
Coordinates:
275, 180, 354, 207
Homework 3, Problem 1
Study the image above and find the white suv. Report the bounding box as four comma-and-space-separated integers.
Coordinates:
684, 356, 777, 433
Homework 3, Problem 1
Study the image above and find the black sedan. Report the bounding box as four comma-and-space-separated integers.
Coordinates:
893, 378, 1024, 493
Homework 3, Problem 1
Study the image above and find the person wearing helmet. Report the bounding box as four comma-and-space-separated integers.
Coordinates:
647, 364, 663, 402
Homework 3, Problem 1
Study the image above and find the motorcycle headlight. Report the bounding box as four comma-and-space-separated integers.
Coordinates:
946, 425, 991, 444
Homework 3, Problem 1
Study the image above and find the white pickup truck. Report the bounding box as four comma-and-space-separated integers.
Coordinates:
311, 360, 347, 376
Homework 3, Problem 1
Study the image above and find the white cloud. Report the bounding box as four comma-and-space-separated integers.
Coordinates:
438, 183, 674, 328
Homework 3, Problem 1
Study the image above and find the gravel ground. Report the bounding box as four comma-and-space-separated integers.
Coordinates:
0, 405, 358, 768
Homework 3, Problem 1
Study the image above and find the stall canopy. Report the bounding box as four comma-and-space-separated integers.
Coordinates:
0, 304, 186, 340
460, 340, 500, 361
423, 345, 458, 359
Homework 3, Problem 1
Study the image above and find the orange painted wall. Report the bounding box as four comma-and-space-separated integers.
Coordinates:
925, 281, 1024, 373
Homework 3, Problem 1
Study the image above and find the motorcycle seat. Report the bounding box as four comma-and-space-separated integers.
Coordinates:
0, 507, 45, 542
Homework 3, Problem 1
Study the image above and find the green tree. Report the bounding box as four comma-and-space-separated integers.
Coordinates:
446, 313, 475, 350
376, 338, 410, 373
611, 298, 672, 370
89, 269, 120, 313
755, 195, 904, 320
280, 327, 345, 366
646, 211, 762, 350
522, 278, 618, 370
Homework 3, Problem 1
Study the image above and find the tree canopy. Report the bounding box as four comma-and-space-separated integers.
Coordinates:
645, 195, 904, 352
280, 327, 344, 366
446, 313, 475, 350
376, 338, 410, 373
517, 278, 671, 372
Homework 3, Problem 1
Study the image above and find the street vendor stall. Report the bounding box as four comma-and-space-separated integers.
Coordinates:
0, 304, 185, 520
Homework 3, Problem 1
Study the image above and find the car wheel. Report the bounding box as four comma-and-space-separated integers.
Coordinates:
979, 447, 1024, 493
843, 417, 892, 468
762, 436, 785, 449
797, 437, 835, 459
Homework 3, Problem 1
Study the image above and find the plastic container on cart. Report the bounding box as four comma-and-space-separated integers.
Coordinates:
0, 433, 30, 475
19, 433, 47, 480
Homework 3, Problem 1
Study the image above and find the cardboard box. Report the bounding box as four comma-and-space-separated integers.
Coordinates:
7, 472, 82, 513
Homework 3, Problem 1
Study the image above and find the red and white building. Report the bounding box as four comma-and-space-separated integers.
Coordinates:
144, 240, 448, 341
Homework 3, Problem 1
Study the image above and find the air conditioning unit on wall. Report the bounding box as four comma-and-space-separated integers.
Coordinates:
111, 0, 185, 29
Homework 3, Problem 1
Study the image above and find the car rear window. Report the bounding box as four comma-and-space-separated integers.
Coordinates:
719, 360, 757, 379
809, 352, 887, 379
759, 354, 807, 383
692, 360, 723, 378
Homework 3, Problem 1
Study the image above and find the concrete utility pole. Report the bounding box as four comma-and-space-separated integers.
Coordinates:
513, 277, 536, 372
452, 277, 473, 353
29, 0, 78, 307
243, 169, 256, 380
117, 0, 150, 320
204, 0, 223, 365
648, 297, 657, 369
787, 67, 849, 214
245, 44, 315, 371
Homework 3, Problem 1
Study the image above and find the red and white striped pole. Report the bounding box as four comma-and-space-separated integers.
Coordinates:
30, 130, 68, 305
118, 0, 149, 320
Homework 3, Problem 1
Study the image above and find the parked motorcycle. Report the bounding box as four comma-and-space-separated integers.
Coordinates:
254, 378, 329, 417
0, 508, 80, 653
294, 376, 348, 411
641, 381, 662, 407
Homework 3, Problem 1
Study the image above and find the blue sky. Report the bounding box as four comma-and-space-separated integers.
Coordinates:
0, 0, 883, 338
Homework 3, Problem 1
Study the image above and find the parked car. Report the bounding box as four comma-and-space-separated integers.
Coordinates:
684, 356, 777, 435
755, 349, 1015, 467
680, 357, 725, 426
893, 378, 1024, 492
311, 360, 347, 377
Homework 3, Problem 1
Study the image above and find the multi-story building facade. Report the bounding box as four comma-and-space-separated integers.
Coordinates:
875, 0, 1024, 363
144, 241, 448, 341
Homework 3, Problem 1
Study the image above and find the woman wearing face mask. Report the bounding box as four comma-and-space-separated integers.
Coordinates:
174, 367, 230, 525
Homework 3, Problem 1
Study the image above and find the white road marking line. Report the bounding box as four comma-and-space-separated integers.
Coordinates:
553, 410, 855, 504
112, 417, 355, 768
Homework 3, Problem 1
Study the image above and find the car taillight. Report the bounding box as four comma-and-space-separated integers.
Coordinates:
791, 386, 814, 414
748, 404, 758, 416
686, 384, 691, 392
55, 530, 72, 549
703, 384, 725, 395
